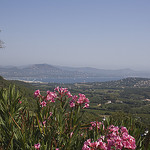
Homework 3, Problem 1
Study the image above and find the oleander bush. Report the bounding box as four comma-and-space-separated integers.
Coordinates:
0, 85, 149, 149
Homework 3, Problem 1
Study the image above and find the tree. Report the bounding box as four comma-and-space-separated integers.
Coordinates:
0, 30, 4, 48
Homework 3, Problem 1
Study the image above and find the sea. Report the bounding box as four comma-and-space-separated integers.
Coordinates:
7, 77, 123, 84
43, 77, 122, 83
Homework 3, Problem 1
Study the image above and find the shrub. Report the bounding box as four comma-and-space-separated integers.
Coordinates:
0, 86, 148, 149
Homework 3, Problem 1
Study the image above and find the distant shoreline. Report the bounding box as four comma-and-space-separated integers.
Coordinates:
5, 77, 123, 84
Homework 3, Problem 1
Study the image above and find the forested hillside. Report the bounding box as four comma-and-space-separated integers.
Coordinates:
1, 75, 150, 124
0, 75, 150, 149
30, 77, 150, 125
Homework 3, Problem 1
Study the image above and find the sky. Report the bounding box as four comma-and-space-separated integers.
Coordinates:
0, 0, 150, 70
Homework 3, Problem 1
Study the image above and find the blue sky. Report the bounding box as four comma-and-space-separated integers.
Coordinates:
0, 0, 150, 70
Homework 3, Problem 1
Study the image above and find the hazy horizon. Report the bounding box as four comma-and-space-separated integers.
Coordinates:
0, 0, 150, 71
0, 63, 150, 72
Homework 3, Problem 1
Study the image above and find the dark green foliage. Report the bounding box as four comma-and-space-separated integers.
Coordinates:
0, 85, 24, 149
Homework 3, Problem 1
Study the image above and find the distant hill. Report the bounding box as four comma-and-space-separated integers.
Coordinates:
0, 64, 87, 81
57, 66, 138, 77
0, 64, 150, 83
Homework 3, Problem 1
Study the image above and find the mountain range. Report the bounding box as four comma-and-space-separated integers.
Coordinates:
0, 64, 150, 83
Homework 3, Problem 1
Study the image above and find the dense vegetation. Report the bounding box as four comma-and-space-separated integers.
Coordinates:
0, 76, 150, 149
31, 78, 150, 125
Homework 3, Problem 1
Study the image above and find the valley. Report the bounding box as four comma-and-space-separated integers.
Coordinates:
1, 75, 150, 125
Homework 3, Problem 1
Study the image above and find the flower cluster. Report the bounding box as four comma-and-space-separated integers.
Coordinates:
34, 88, 136, 150
54, 86, 72, 98
18, 99, 22, 104
34, 89, 40, 97
82, 125, 136, 150
34, 87, 90, 149
34, 87, 90, 109
46, 90, 57, 102
89, 121, 104, 130
34, 89, 57, 107
34, 143, 40, 149
82, 139, 107, 150
69, 93, 90, 108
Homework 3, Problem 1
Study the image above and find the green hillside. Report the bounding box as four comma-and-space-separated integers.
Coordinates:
0, 75, 36, 110
30, 77, 150, 125
0, 75, 150, 149
1, 75, 150, 125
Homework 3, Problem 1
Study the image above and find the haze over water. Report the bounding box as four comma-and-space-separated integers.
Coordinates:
0, 0, 150, 71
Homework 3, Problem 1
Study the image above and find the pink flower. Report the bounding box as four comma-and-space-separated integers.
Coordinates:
40, 101, 46, 107
18, 100, 22, 104
77, 94, 90, 107
73, 95, 78, 101
77, 93, 86, 104
60, 87, 68, 94
122, 132, 129, 140
121, 126, 128, 133
43, 120, 46, 125
90, 121, 102, 129
34, 143, 40, 149
70, 132, 73, 138
55, 86, 68, 95
89, 126, 93, 130
56, 148, 59, 150
83, 103, 89, 108
82, 139, 107, 150
54, 86, 60, 92
34, 90, 40, 97
46, 91, 57, 102
49, 112, 53, 116
85, 98, 90, 103
67, 91, 72, 98
69, 95, 78, 107
83, 124, 136, 150
70, 101, 75, 107
122, 135, 136, 149
47, 90, 50, 94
